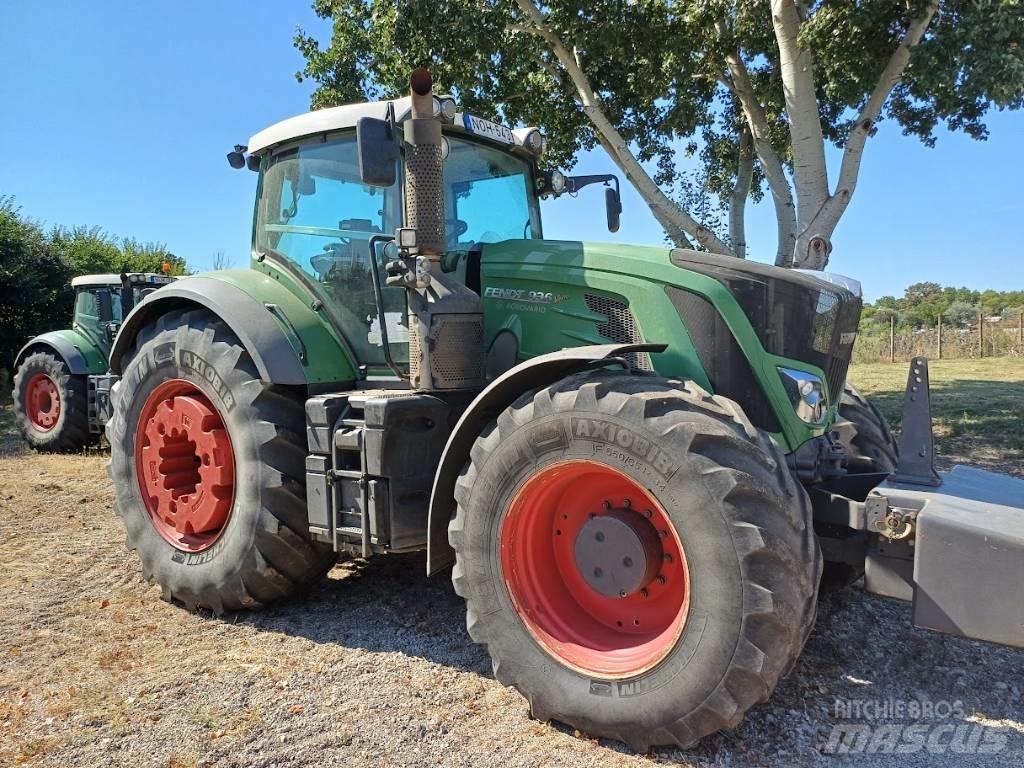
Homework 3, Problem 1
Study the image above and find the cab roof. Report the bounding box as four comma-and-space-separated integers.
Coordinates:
70, 273, 175, 288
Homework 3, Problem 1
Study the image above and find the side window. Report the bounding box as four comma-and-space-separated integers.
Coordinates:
255, 134, 405, 368
75, 289, 99, 319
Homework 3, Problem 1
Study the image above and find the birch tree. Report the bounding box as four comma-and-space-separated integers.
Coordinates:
295, 0, 1024, 269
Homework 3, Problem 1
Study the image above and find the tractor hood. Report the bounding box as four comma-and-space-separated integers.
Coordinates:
477, 239, 862, 450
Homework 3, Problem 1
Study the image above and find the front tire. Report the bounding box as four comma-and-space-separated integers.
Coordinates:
12, 351, 95, 451
106, 308, 334, 613
450, 373, 820, 750
834, 382, 898, 474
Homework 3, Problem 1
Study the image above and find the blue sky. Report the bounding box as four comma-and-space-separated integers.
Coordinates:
2, 1, 1021, 302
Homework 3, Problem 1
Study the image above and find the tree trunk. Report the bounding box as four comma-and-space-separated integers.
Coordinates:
729, 127, 753, 259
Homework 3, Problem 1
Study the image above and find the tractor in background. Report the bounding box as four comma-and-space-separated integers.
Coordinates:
12, 271, 175, 450
102, 69, 1024, 751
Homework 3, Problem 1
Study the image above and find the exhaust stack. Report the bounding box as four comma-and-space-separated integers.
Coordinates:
403, 68, 446, 259
401, 69, 485, 392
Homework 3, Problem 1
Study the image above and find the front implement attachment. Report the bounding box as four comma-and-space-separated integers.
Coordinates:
816, 358, 1024, 649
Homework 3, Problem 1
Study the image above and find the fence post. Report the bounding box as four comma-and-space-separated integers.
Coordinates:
1019, 309, 1023, 347
937, 314, 942, 360
978, 311, 985, 358
889, 315, 896, 363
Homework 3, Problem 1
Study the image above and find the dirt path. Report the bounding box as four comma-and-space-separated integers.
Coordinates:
1, 445, 1022, 767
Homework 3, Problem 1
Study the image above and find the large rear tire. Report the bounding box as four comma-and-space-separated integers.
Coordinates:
834, 382, 898, 474
106, 308, 334, 613
11, 351, 96, 452
449, 373, 820, 750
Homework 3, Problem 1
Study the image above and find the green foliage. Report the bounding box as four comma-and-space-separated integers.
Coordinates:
0, 197, 186, 370
0, 197, 72, 368
860, 281, 1024, 333
294, 0, 1024, 250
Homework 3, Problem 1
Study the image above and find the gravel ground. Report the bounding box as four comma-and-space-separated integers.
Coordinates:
1, 443, 1022, 768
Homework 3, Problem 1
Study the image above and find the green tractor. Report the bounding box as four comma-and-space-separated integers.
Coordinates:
12, 271, 175, 450
105, 70, 1024, 750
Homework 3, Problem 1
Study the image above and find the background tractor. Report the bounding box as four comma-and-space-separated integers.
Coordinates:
105, 69, 1024, 751
12, 271, 175, 450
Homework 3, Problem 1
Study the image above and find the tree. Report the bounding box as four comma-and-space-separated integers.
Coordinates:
0, 198, 72, 368
294, 0, 1024, 269
943, 300, 978, 328
49, 225, 187, 276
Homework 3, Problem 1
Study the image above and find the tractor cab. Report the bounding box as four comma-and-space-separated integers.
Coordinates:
70, 272, 176, 352
241, 92, 616, 376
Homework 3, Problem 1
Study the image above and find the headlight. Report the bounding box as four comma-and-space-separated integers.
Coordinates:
778, 367, 826, 424
550, 170, 566, 195
512, 127, 545, 155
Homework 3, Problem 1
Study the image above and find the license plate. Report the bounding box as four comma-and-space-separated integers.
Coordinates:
462, 114, 514, 144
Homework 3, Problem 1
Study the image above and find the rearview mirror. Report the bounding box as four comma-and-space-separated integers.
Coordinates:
357, 117, 399, 187
605, 187, 621, 233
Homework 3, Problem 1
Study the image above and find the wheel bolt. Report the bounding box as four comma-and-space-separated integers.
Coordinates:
640, 588, 649, 598
619, 590, 627, 598
663, 553, 674, 564
602, 500, 612, 510
623, 498, 632, 508
657, 575, 667, 585
644, 509, 653, 518
658, 529, 668, 538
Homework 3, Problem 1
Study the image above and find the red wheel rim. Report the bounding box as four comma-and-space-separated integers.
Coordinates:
25, 373, 60, 431
500, 461, 690, 678
134, 379, 235, 552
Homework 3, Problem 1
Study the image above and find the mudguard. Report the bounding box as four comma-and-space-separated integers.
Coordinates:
108, 274, 352, 386
426, 342, 666, 575
15, 330, 104, 375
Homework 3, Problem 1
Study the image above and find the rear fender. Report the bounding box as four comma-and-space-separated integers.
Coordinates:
14, 330, 104, 375
109, 273, 356, 386
426, 342, 666, 575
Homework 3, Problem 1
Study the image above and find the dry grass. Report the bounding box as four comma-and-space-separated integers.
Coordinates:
1, 371, 1022, 766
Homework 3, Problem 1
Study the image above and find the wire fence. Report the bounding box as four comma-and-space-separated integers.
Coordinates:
854, 312, 1024, 363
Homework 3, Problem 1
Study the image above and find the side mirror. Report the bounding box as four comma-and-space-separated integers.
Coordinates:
357, 117, 399, 187
605, 187, 621, 233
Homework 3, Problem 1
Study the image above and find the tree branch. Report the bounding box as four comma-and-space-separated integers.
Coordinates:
513, 0, 731, 253
729, 127, 754, 259
829, 0, 940, 222
770, 0, 830, 236
723, 50, 797, 264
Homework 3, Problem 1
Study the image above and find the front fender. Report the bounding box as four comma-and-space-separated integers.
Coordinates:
426, 342, 666, 575
109, 272, 356, 387
15, 330, 105, 375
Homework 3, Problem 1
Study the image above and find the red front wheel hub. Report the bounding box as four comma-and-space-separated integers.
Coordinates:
134, 380, 235, 552
500, 461, 690, 678
25, 373, 60, 431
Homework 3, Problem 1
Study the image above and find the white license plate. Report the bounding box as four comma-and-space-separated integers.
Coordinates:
462, 114, 514, 144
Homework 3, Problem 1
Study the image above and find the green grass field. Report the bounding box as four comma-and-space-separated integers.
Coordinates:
848, 357, 1024, 471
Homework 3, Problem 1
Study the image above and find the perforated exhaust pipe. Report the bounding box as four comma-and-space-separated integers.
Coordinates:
401, 68, 486, 392
403, 68, 445, 259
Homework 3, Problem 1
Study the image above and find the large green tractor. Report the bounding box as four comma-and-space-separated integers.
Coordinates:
12, 271, 174, 450
106, 70, 1024, 750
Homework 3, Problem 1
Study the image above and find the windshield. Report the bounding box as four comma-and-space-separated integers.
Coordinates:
254, 131, 540, 369
444, 136, 541, 249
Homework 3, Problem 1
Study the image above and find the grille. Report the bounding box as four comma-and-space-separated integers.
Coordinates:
668, 250, 862, 401
430, 315, 485, 389
583, 294, 653, 371
407, 311, 422, 382
404, 143, 445, 254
